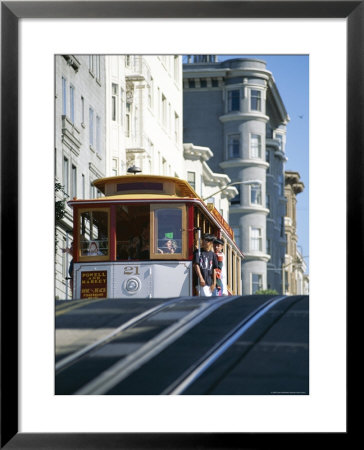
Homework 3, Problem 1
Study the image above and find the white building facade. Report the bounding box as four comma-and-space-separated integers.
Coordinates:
55, 55, 106, 299
105, 55, 185, 177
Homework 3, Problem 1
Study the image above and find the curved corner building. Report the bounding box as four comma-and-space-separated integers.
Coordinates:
183, 56, 289, 294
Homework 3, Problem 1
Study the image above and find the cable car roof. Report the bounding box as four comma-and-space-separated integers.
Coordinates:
92, 175, 200, 199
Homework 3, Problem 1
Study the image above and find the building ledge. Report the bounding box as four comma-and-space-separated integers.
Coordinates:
229, 206, 270, 215
242, 253, 271, 263
219, 112, 269, 123
220, 159, 269, 169
62, 55, 81, 72
62, 116, 81, 154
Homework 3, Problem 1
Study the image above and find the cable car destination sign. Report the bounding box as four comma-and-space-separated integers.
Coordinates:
81, 271, 107, 299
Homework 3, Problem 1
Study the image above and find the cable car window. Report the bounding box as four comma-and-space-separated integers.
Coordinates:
151, 204, 187, 258
155, 209, 182, 253
79, 209, 109, 258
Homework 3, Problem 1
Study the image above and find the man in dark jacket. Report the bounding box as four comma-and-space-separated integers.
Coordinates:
193, 234, 218, 297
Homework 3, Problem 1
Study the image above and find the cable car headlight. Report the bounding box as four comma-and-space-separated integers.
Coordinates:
125, 278, 140, 293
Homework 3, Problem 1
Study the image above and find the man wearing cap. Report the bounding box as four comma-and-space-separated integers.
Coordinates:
213, 237, 228, 296
193, 234, 218, 297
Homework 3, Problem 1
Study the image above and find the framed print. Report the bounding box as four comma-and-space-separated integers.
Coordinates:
1, 0, 358, 447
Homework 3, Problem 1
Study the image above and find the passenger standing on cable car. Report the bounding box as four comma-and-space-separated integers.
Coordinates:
62, 241, 74, 295
213, 237, 228, 296
193, 234, 218, 297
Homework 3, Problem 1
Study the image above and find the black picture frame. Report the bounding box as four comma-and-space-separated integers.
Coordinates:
1, 1, 356, 448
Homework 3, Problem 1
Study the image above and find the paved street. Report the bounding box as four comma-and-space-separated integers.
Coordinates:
55, 295, 309, 395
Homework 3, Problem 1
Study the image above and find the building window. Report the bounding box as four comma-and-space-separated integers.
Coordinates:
112, 83, 118, 121
69, 85, 75, 123
250, 227, 262, 252
228, 89, 240, 112
174, 56, 179, 84
250, 89, 262, 111
174, 112, 179, 143
148, 76, 153, 108
96, 115, 101, 154
250, 184, 262, 205
62, 77, 67, 115
266, 194, 271, 215
89, 181, 95, 198
162, 94, 167, 127
112, 158, 118, 176
276, 134, 283, 151
212, 79, 219, 87
278, 174, 284, 195
81, 96, 85, 125
231, 186, 241, 205
125, 102, 131, 137
250, 134, 262, 158
228, 134, 240, 158
187, 172, 196, 190
62, 236, 67, 278
96, 55, 101, 81
89, 108, 94, 147
63, 156, 69, 195
266, 239, 271, 255
281, 217, 285, 238
200, 79, 207, 88
71, 164, 77, 199
232, 227, 241, 249
188, 79, 195, 89
82, 174, 85, 199
252, 274, 263, 293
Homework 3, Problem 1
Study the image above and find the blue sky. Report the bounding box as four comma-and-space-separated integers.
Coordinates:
184, 55, 310, 273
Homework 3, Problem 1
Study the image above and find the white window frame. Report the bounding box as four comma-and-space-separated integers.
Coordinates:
250, 88, 262, 112
250, 133, 262, 159
250, 184, 262, 206
187, 171, 196, 190
275, 133, 284, 151
112, 158, 118, 176
251, 273, 263, 294
250, 227, 263, 252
